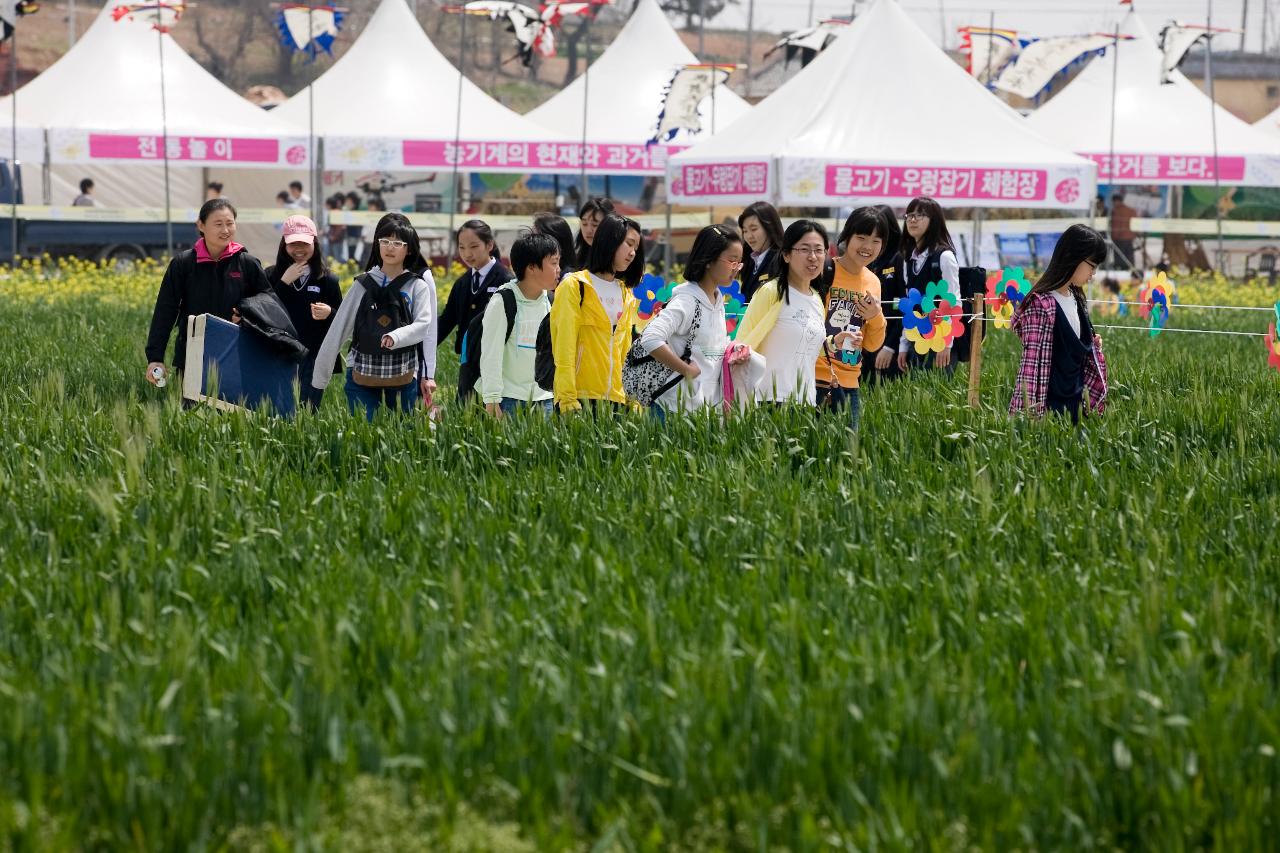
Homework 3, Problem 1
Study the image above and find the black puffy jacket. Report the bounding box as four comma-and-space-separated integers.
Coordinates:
238, 291, 308, 363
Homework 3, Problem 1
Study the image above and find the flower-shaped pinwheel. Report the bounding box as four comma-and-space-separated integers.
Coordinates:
986, 266, 1032, 329
633, 273, 675, 322
719, 278, 745, 306
1137, 271, 1173, 338
898, 281, 966, 354
1267, 322, 1280, 374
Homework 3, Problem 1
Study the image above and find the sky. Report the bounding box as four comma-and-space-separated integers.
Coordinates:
713, 0, 1278, 53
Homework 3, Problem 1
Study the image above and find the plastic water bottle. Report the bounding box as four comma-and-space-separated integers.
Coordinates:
841, 323, 860, 365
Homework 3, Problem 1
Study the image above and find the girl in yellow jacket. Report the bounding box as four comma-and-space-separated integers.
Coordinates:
551, 213, 643, 412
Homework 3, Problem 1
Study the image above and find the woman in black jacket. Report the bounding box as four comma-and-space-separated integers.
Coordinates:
145, 199, 272, 387
736, 201, 784, 303
265, 215, 343, 411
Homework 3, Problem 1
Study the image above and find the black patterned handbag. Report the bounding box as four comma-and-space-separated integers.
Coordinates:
622, 302, 703, 407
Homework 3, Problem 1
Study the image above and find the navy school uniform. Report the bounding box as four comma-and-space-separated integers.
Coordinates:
739, 248, 776, 304
437, 260, 516, 355
861, 253, 904, 386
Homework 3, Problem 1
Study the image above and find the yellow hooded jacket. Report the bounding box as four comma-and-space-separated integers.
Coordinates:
551, 270, 640, 411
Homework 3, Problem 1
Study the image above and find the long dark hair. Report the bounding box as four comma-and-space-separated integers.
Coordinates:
458, 218, 501, 261
769, 219, 830, 303
1021, 224, 1107, 333
532, 212, 577, 272
272, 238, 329, 282
574, 197, 615, 269
900, 196, 954, 258
684, 224, 743, 284
871, 204, 901, 271
587, 213, 644, 289
364, 213, 428, 274
737, 201, 784, 254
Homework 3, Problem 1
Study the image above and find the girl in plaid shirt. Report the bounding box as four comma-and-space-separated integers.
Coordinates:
1010, 224, 1109, 422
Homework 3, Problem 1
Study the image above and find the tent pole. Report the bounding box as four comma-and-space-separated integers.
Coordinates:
309, 0, 318, 227
984, 11, 995, 86
11, 22, 19, 265
41, 129, 49, 205
707, 69, 716, 227
664, 200, 673, 277
158, 24, 173, 259
580, 26, 591, 200
449, 9, 468, 257
744, 0, 754, 98
1206, 0, 1226, 273
1105, 22, 1119, 270
699, 0, 706, 56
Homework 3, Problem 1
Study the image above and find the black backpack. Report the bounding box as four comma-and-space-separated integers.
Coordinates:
352, 271, 416, 355
456, 288, 517, 402
534, 278, 585, 393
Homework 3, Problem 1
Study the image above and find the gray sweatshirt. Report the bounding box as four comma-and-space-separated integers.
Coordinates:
311, 267, 439, 390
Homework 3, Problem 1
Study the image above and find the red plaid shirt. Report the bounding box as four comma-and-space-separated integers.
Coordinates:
1009, 291, 1108, 416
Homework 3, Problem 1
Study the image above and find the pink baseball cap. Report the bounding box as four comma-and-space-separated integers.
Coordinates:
282, 214, 318, 244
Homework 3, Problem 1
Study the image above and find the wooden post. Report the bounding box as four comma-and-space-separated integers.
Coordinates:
967, 293, 985, 408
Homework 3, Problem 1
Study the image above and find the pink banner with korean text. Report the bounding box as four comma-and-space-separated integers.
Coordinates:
774, 158, 1095, 210
47, 129, 312, 169
325, 136, 686, 175
405, 140, 685, 175
1079, 151, 1280, 186
666, 159, 775, 206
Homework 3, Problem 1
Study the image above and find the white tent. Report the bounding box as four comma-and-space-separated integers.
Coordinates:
526, 0, 751, 149
668, 0, 1094, 208
0, 1, 307, 172
1255, 105, 1280, 138
272, 0, 591, 174
1027, 11, 1280, 187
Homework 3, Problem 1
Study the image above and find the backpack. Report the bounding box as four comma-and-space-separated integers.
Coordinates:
534, 277, 585, 393
352, 271, 416, 355
456, 288, 517, 402
954, 266, 986, 363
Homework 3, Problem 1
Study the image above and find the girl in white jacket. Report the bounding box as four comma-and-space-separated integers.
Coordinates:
311, 217, 437, 420
639, 225, 744, 417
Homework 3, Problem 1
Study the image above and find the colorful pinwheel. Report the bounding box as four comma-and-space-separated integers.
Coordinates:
1138, 271, 1173, 338
898, 281, 966, 354
1267, 311, 1280, 374
985, 266, 1031, 329
719, 278, 745, 305
632, 273, 674, 322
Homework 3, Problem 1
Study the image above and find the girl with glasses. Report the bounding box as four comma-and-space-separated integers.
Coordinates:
637, 224, 744, 418
311, 215, 438, 420
897, 196, 961, 375
736, 220, 848, 406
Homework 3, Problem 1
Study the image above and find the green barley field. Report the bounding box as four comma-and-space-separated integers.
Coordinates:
1, 260, 1278, 851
